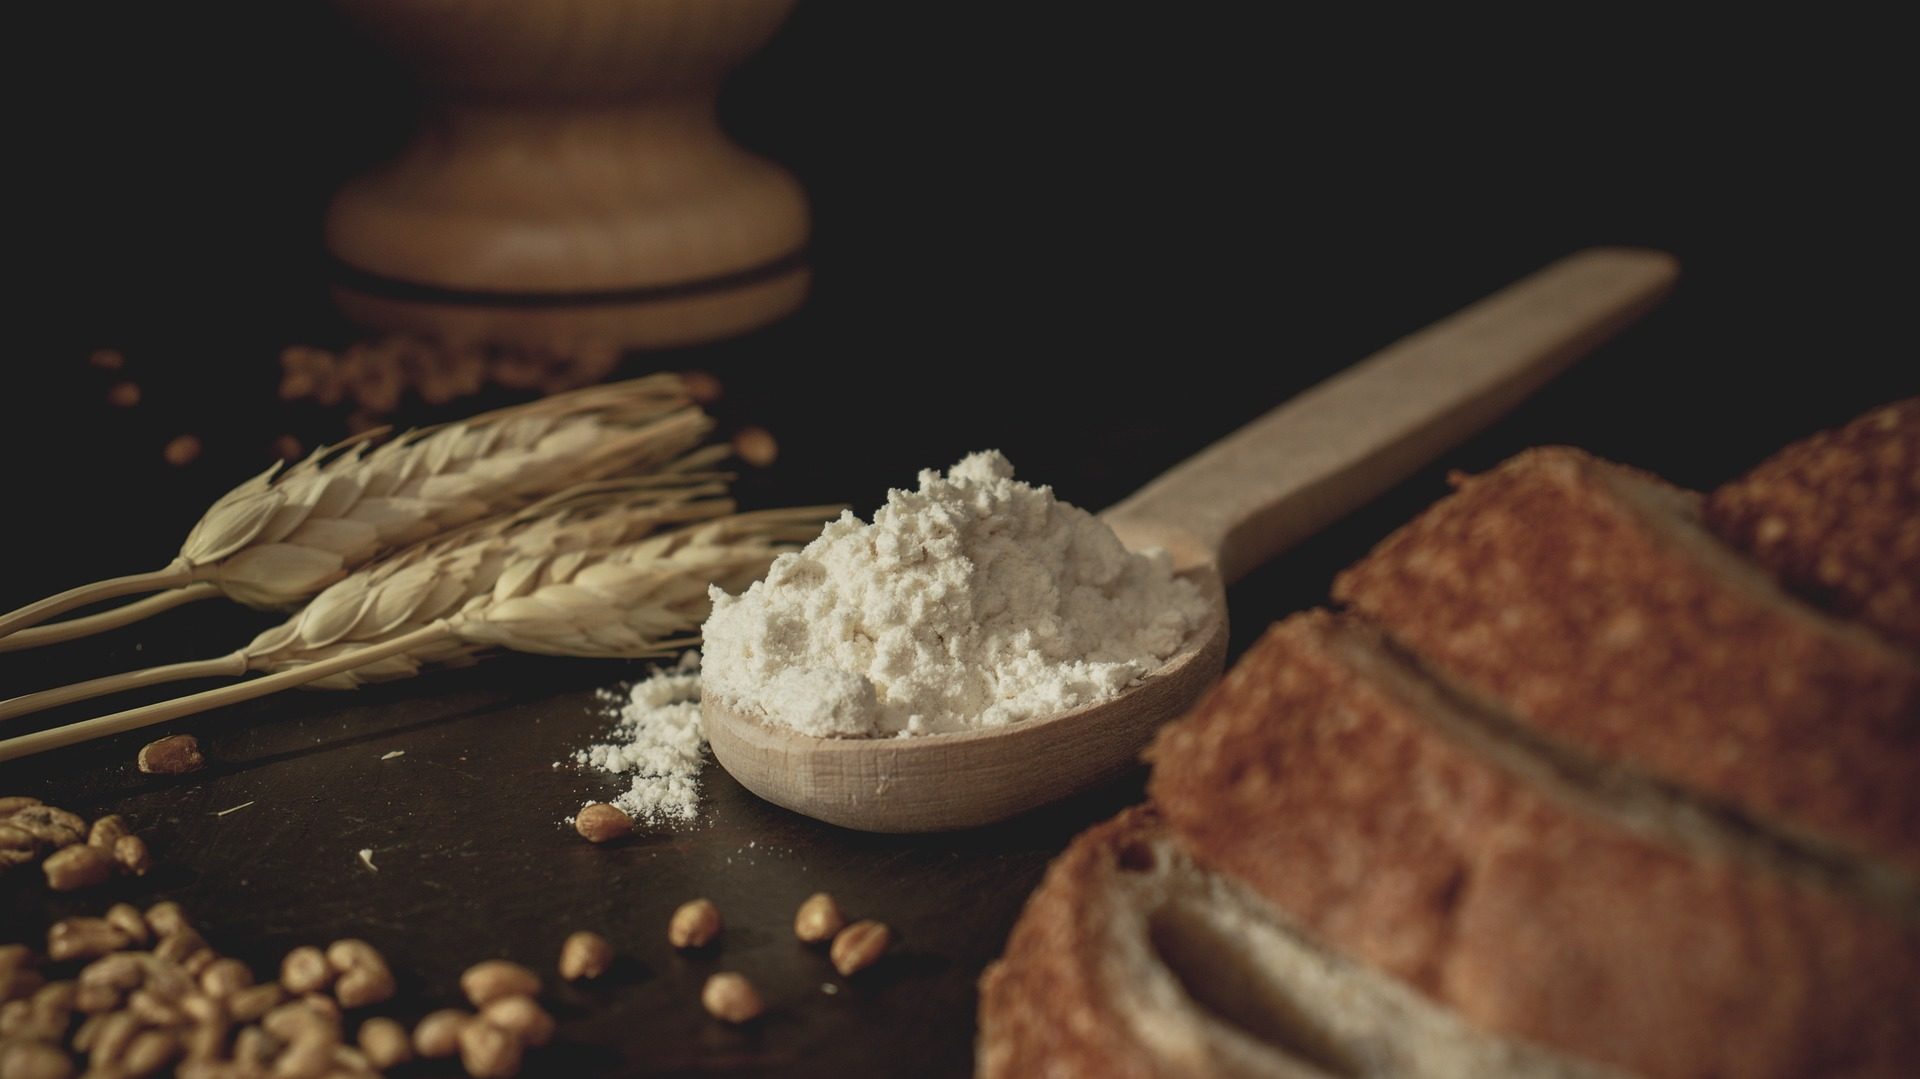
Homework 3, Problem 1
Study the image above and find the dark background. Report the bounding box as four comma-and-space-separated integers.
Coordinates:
3, 6, 1912, 1077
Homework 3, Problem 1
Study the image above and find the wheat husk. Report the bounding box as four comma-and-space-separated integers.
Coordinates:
182, 377, 708, 606
0, 377, 711, 641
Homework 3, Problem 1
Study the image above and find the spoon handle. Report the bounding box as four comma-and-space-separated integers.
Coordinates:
1101, 247, 1679, 584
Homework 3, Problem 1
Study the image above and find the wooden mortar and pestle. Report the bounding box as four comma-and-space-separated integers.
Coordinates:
326, 0, 809, 351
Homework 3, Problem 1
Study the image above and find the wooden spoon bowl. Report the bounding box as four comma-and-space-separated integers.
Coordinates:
704, 567, 1227, 833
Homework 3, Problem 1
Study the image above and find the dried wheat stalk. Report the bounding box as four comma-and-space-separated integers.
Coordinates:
0, 488, 835, 761
0, 377, 710, 643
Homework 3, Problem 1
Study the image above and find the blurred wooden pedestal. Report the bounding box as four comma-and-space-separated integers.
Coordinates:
326, 0, 809, 351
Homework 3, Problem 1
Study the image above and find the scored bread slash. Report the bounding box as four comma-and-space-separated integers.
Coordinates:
978, 805, 1628, 1079
1332, 445, 1920, 876
1145, 610, 1919, 1078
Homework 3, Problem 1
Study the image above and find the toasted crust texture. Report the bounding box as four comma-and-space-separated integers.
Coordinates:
1330, 446, 1920, 874
977, 806, 1189, 1079
1707, 398, 1920, 652
1147, 612, 1920, 1079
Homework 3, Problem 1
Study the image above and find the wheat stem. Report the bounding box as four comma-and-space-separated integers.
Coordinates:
0, 623, 455, 763
0, 584, 224, 653
0, 562, 196, 641
0, 650, 250, 722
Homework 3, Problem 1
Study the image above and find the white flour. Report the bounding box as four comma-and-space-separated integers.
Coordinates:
574, 653, 706, 824
701, 451, 1207, 737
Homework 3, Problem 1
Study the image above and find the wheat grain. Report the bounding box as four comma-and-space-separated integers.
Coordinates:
0, 377, 710, 641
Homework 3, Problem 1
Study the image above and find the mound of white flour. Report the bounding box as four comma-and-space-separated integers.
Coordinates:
700, 451, 1207, 737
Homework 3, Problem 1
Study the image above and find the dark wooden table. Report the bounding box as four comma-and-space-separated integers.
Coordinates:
2, 293, 1907, 1076
4, 8, 1911, 1074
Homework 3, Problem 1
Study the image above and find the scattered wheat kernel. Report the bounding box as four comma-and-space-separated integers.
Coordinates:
668, 899, 722, 949
830, 920, 893, 977
794, 893, 846, 943
280, 947, 333, 994
359, 1016, 412, 1069
480, 995, 555, 1047
700, 972, 763, 1024
411, 1008, 470, 1058
732, 426, 778, 468
458, 1018, 523, 1078
558, 932, 612, 982
460, 961, 540, 1008
43, 845, 114, 891
573, 803, 633, 843
680, 370, 723, 405
163, 435, 203, 467
138, 734, 204, 775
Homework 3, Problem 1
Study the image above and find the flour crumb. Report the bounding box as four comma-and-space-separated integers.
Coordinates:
574, 652, 706, 825
358, 848, 377, 872
701, 451, 1208, 736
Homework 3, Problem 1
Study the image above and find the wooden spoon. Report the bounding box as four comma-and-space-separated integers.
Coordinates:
705, 247, 1679, 832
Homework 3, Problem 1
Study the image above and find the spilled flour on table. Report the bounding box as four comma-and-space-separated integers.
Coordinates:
573, 652, 707, 825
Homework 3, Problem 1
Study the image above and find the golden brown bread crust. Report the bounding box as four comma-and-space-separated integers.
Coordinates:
1330, 445, 1920, 875
1706, 398, 1920, 652
1147, 612, 1920, 1079
977, 806, 1177, 1079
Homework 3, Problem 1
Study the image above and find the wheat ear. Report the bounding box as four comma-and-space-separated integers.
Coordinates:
0, 376, 710, 643
0, 500, 835, 759
0, 473, 737, 721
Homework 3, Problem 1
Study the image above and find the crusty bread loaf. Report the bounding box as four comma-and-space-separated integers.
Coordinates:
1706, 398, 1919, 652
1330, 446, 1920, 876
976, 805, 1628, 1079
1146, 612, 1920, 1079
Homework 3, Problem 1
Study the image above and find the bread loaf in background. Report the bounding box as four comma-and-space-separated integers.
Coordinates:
1146, 612, 1918, 1079
1706, 397, 1919, 652
980, 404, 1920, 1079
1331, 446, 1920, 876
